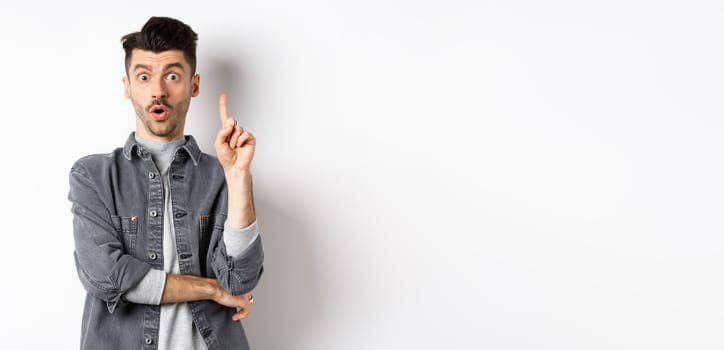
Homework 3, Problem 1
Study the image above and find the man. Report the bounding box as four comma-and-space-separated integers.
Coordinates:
68, 16, 263, 350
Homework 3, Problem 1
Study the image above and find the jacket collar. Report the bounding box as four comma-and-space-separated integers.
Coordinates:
122, 132, 201, 166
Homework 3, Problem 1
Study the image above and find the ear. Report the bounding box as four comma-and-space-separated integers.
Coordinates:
191, 74, 200, 97
122, 76, 131, 99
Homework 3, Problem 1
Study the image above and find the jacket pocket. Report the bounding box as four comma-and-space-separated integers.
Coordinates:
198, 214, 226, 236
111, 215, 138, 256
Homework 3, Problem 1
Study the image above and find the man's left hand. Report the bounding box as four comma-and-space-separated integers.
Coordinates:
214, 94, 256, 173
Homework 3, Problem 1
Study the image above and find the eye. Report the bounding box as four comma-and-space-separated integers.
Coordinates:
138, 74, 150, 81
167, 73, 180, 81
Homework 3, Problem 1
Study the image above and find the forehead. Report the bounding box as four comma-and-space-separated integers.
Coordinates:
129, 49, 190, 71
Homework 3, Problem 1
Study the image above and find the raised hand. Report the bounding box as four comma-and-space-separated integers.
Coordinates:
214, 94, 256, 172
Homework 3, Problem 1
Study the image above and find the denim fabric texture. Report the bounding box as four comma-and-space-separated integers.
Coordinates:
69, 132, 264, 350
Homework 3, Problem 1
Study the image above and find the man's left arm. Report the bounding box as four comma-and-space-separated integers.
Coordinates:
212, 94, 264, 295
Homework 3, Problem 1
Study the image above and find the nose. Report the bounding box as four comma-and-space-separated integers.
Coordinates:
151, 78, 167, 100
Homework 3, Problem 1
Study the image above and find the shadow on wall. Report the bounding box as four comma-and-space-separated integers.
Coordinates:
200, 56, 324, 348
245, 198, 324, 349
189, 54, 250, 151
203, 55, 245, 106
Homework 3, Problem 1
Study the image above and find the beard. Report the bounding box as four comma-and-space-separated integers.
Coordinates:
132, 97, 190, 139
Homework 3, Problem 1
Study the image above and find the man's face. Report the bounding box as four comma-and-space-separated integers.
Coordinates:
123, 49, 200, 142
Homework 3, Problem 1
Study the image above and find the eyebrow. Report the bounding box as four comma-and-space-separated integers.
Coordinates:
132, 62, 186, 73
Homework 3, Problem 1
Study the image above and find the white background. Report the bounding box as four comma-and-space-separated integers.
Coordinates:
1, 0, 723, 349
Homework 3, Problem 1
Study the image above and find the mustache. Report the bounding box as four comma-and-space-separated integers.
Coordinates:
148, 99, 172, 110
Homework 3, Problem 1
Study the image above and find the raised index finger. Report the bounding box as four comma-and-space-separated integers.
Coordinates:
219, 94, 234, 127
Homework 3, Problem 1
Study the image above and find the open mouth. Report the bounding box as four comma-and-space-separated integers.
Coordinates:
149, 104, 169, 121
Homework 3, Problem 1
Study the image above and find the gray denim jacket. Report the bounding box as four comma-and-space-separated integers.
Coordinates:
69, 133, 264, 350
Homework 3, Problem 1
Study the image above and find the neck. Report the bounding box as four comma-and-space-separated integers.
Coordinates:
135, 134, 186, 173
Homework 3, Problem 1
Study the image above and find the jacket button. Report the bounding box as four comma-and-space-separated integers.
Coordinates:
144, 336, 153, 344
148, 172, 156, 179
148, 253, 157, 260
150, 210, 157, 217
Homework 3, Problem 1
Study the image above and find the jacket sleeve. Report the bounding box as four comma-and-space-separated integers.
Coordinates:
69, 164, 152, 313
211, 226, 264, 296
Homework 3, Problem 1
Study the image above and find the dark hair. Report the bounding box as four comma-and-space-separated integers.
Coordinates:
121, 16, 198, 76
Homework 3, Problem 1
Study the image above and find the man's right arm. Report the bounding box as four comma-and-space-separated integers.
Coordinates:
162, 274, 254, 320
70, 164, 153, 313
125, 271, 254, 320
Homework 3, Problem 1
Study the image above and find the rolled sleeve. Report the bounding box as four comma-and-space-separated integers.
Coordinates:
212, 232, 264, 296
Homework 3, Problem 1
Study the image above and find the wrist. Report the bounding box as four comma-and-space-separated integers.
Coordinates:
224, 168, 252, 182
206, 278, 223, 302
